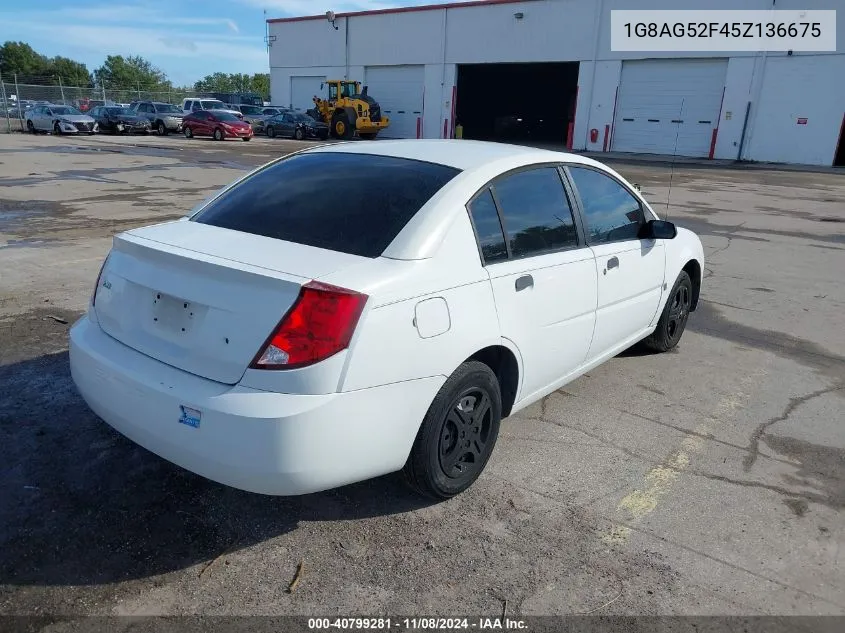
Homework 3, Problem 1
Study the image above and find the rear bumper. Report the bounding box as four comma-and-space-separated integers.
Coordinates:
69, 315, 442, 495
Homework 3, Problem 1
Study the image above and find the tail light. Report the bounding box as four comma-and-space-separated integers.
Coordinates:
251, 281, 368, 370
91, 255, 109, 306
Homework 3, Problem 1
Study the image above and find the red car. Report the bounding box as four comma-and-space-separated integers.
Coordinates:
183, 110, 253, 141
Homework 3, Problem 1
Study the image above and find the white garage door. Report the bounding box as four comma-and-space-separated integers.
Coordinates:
612, 59, 727, 158
290, 76, 326, 113
364, 65, 425, 139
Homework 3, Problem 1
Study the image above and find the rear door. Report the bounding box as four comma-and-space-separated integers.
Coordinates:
469, 166, 597, 401
565, 165, 665, 360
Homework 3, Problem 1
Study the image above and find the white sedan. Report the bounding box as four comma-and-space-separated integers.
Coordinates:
69, 140, 704, 499
25, 104, 98, 135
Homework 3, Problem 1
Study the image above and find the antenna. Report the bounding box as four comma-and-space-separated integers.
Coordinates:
665, 97, 684, 220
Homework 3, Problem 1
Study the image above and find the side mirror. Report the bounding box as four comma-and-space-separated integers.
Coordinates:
640, 219, 677, 240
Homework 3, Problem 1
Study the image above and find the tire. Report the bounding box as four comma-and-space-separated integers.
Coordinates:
184, 126, 193, 138
642, 271, 693, 353
403, 361, 502, 499
26, 120, 35, 134
294, 127, 304, 141
53, 122, 62, 135
213, 128, 223, 141
331, 112, 352, 139
157, 121, 167, 135
242, 137, 250, 142
266, 126, 276, 138
359, 132, 377, 140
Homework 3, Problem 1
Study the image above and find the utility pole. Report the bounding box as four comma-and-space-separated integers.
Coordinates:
0, 72, 12, 133
14, 74, 22, 128
58, 76, 65, 104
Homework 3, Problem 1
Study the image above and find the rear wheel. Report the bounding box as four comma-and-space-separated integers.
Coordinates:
642, 271, 692, 352
403, 361, 502, 499
331, 112, 352, 139
213, 128, 223, 141
266, 125, 276, 138
26, 120, 35, 134
157, 121, 167, 135
184, 126, 193, 138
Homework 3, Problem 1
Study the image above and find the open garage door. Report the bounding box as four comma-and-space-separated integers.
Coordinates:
290, 76, 325, 113
612, 59, 727, 158
456, 62, 579, 144
364, 65, 424, 139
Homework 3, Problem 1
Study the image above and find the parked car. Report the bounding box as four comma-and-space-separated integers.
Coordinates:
75, 98, 116, 113
181, 98, 243, 119
131, 101, 184, 135
182, 110, 253, 141
69, 140, 704, 499
250, 106, 291, 134
26, 104, 97, 135
89, 106, 151, 134
264, 111, 329, 140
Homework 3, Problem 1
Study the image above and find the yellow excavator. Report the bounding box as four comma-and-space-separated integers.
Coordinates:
307, 80, 389, 140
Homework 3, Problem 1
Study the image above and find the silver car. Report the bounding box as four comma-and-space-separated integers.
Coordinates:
26, 105, 98, 135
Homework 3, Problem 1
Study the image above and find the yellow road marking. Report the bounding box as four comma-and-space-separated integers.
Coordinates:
602, 374, 763, 545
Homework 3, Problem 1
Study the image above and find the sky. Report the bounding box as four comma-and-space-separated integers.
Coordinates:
0, 0, 477, 87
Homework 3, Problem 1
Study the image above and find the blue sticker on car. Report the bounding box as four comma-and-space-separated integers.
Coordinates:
179, 405, 201, 428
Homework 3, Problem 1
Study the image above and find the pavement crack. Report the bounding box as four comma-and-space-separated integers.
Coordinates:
743, 384, 842, 472
690, 470, 843, 510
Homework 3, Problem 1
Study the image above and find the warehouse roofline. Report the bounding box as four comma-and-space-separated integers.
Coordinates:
266, 0, 539, 24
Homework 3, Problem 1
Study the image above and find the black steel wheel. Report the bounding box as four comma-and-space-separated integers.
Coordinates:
643, 270, 692, 352
403, 361, 502, 499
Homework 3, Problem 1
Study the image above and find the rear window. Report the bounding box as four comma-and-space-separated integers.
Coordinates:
192, 152, 461, 258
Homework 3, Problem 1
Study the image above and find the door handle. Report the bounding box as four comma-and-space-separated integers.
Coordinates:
515, 274, 534, 292
607, 256, 620, 270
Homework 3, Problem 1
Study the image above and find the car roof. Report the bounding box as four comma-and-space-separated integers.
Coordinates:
305, 139, 601, 172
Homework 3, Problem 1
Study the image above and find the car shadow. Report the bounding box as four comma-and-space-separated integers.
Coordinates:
0, 351, 435, 587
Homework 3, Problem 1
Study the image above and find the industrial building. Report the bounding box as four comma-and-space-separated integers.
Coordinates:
267, 0, 845, 166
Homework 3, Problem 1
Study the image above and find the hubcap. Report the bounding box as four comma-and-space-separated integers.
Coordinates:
336, 121, 345, 135
667, 284, 691, 339
439, 389, 492, 478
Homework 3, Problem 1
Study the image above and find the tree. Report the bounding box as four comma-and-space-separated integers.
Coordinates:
51, 57, 91, 87
193, 72, 270, 99
94, 55, 169, 90
0, 41, 49, 77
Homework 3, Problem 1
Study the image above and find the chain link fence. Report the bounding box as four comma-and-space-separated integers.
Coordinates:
0, 73, 220, 133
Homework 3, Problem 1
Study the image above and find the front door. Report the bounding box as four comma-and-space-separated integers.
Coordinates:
467, 166, 597, 403
565, 165, 665, 360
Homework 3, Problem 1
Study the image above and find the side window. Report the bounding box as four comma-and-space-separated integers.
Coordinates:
328, 84, 338, 100
493, 167, 578, 258
568, 167, 644, 243
90, 107, 99, 117
468, 190, 508, 264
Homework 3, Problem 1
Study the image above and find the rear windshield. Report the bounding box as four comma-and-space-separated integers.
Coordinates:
192, 152, 460, 258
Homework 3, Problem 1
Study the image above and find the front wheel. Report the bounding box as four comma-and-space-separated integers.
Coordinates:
53, 122, 62, 135
294, 127, 304, 141
331, 112, 352, 139
157, 121, 167, 135
266, 126, 276, 138
403, 361, 502, 500
213, 128, 223, 141
184, 126, 193, 138
642, 271, 692, 352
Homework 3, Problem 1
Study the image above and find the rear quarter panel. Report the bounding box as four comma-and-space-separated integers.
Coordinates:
324, 211, 506, 393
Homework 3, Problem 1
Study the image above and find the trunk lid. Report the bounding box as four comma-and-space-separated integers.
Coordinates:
94, 221, 366, 384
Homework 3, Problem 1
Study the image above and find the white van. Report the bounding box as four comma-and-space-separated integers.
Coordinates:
181, 98, 243, 119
